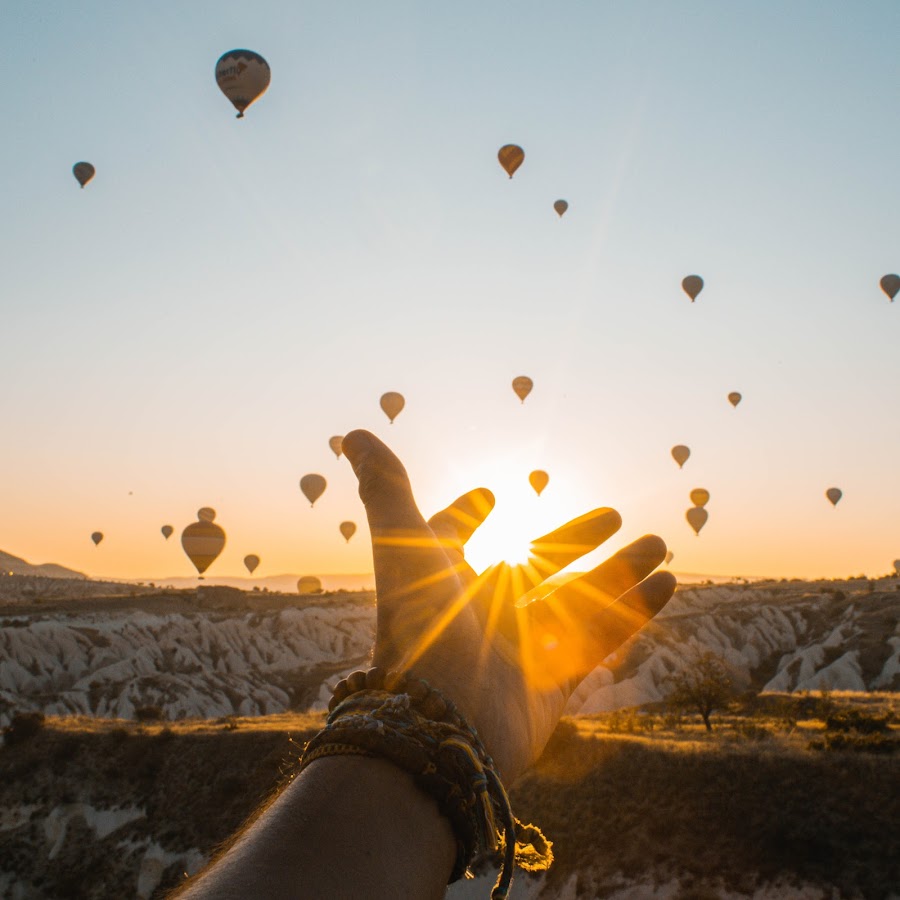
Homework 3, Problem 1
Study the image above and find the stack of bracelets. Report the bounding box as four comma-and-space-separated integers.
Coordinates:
298, 667, 553, 900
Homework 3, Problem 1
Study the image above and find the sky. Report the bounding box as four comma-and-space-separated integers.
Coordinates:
2, 1, 899, 583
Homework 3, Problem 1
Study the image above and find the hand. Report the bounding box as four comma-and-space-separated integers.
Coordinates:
342, 430, 676, 782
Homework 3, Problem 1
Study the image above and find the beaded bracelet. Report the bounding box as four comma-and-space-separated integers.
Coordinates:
298, 668, 553, 900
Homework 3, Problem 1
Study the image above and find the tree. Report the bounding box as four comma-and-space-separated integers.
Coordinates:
666, 651, 735, 732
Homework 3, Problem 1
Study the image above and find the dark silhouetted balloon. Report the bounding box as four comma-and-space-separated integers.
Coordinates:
880, 274, 900, 301
300, 474, 327, 506
690, 488, 710, 508
529, 470, 549, 496
512, 376, 533, 403
686, 506, 708, 535
91, 531, 103, 546
215, 50, 271, 118
181, 520, 226, 574
161, 525, 174, 540
339, 521, 357, 543
671, 445, 690, 468
728, 392, 742, 408
553, 200, 568, 218
244, 554, 260, 574
380, 392, 405, 424
497, 144, 524, 178
198, 507, 216, 523
73, 162, 95, 188
329, 436, 344, 459
682, 275, 703, 302
826, 487, 842, 507
894, 560, 900, 575
297, 576, 323, 595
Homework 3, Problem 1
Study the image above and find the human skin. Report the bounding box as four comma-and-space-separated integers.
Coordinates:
175, 430, 676, 899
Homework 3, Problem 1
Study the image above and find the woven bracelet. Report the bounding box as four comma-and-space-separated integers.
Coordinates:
298, 668, 553, 900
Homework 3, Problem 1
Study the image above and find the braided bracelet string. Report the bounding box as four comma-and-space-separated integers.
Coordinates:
297, 668, 553, 900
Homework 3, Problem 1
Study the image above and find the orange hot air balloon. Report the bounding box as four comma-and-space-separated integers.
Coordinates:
197, 507, 216, 523
686, 506, 708, 536
529, 470, 549, 496
682, 275, 704, 302
339, 521, 357, 543
73, 162, 95, 188
880, 274, 900, 301
497, 144, 524, 178
553, 199, 568, 218
215, 50, 271, 118
826, 487, 842, 507
181, 520, 226, 575
300, 474, 327, 507
380, 392, 405, 424
671, 445, 690, 469
728, 392, 742, 408
690, 488, 710, 508
161, 525, 174, 540
243, 554, 260, 574
91, 531, 104, 546
512, 376, 533, 403
297, 576, 323, 595
329, 436, 344, 459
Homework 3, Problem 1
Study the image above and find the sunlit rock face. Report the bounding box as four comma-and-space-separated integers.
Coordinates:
567, 581, 900, 714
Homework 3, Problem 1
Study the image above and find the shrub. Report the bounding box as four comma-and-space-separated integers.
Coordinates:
3, 711, 46, 746
825, 709, 891, 734
135, 705, 165, 722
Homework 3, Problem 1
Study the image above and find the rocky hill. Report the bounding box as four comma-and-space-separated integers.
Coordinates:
0, 550, 85, 580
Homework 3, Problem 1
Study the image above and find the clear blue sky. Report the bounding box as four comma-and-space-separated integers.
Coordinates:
2, 1, 899, 580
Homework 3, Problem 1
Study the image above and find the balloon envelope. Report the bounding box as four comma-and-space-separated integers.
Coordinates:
671, 445, 691, 468
181, 520, 226, 574
690, 488, 710, 508
215, 50, 271, 118
91, 531, 103, 546
529, 470, 549, 497
329, 435, 344, 459
553, 199, 568, 217
197, 507, 216, 523
880, 274, 900, 301
300, 474, 327, 506
497, 144, 524, 178
826, 487, 842, 506
682, 275, 704, 301
380, 392, 405, 423
512, 376, 533, 403
297, 576, 323, 595
665, 551, 674, 565
686, 506, 708, 535
339, 521, 357, 543
728, 392, 742, 408
243, 554, 260, 574
73, 162, 95, 188
894, 560, 900, 575
161, 525, 174, 540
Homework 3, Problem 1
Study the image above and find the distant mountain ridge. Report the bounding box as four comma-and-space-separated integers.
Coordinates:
0, 549, 85, 580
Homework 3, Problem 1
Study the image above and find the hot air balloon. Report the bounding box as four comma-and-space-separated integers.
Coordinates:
380, 392, 405, 424
894, 560, 900, 575
512, 376, 533, 404
671, 445, 690, 469
665, 551, 674, 565
329, 436, 344, 459
682, 275, 703, 302
215, 50, 271, 118
553, 200, 568, 218
297, 576, 323, 595
529, 470, 549, 497
728, 392, 742, 408
339, 521, 357, 543
73, 162, 95, 189
181, 520, 226, 575
826, 487, 842, 507
300, 474, 327, 507
497, 144, 524, 179
161, 525, 174, 540
198, 507, 216, 523
686, 506, 708, 535
91, 532, 103, 546
244, 554, 260, 574
690, 488, 710, 508
880, 274, 900, 301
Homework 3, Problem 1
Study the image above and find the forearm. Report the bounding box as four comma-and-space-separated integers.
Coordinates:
175, 756, 456, 900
